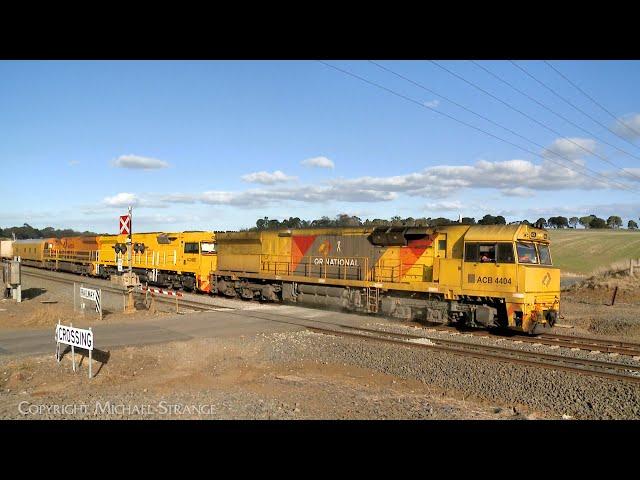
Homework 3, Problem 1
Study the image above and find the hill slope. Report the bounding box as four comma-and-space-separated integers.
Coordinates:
549, 229, 640, 275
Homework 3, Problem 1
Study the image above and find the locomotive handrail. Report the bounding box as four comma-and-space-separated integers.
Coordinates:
258, 254, 370, 281
44, 248, 99, 263
372, 260, 426, 283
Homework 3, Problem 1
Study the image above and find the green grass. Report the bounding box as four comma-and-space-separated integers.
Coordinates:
549, 229, 640, 275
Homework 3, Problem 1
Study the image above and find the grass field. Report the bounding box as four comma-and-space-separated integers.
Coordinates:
549, 229, 640, 275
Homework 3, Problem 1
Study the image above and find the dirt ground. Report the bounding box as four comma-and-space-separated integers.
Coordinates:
0, 335, 542, 420
560, 272, 640, 340
0, 292, 173, 331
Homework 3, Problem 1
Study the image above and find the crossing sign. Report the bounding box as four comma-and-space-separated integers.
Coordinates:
119, 215, 131, 235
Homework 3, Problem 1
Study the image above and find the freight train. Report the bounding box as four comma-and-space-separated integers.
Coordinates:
5, 232, 217, 292
1, 223, 560, 333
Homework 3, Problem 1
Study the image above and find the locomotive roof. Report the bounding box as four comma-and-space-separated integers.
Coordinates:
464, 224, 549, 242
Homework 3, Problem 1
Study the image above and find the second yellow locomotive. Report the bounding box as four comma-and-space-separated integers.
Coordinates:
211, 224, 560, 333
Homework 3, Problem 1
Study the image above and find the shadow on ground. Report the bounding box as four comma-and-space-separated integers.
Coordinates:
21, 287, 47, 300
59, 345, 111, 376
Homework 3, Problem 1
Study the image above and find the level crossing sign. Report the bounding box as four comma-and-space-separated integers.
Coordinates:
119, 215, 131, 235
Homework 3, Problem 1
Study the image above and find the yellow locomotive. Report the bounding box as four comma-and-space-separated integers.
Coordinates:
211, 224, 560, 333
95, 231, 217, 292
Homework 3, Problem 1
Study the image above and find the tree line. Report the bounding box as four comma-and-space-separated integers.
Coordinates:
0, 224, 98, 240
250, 214, 640, 230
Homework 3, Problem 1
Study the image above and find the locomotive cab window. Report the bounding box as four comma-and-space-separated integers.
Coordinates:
201, 242, 216, 254
184, 242, 199, 254
496, 243, 515, 263
516, 242, 538, 264
465, 242, 514, 263
537, 243, 552, 265
465, 243, 496, 262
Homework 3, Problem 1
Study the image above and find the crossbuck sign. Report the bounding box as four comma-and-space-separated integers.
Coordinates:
119, 214, 131, 235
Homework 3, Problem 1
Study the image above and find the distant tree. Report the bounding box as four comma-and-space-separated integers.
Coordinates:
568, 216, 579, 229
430, 217, 452, 226
335, 214, 362, 227
548, 216, 568, 229
534, 218, 548, 229
478, 214, 497, 225
628, 220, 638, 230
461, 217, 476, 225
256, 216, 269, 230
606, 215, 623, 229
311, 216, 333, 228
589, 217, 608, 229
495, 215, 506, 225
579, 215, 595, 229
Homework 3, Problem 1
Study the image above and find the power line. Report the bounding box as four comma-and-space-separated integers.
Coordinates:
509, 60, 640, 153
369, 60, 640, 183
429, 60, 640, 179
543, 60, 640, 139
470, 60, 640, 165
317, 61, 640, 194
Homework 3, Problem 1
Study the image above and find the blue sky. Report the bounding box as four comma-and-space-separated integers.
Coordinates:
1, 60, 639, 233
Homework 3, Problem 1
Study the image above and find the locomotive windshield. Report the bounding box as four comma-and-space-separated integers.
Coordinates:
538, 244, 552, 265
516, 242, 552, 265
516, 242, 538, 264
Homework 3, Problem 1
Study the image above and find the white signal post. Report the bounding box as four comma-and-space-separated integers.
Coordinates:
127, 205, 132, 277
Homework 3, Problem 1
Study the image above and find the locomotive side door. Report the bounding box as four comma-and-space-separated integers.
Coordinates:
432, 233, 447, 282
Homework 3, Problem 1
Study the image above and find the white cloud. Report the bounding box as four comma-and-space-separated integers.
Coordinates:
542, 137, 597, 161
103, 192, 139, 208
241, 170, 297, 185
158, 186, 394, 209
423, 99, 440, 108
331, 157, 606, 199
100, 192, 167, 209
68, 160, 80, 167
112, 154, 169, 170
499, 186, 536, 198
424, 200, 463, 211
301, 156, 335, 169
612, 113, 640, 140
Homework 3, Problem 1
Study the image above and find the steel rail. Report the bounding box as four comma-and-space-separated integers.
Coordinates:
304, 325, 640, 385
409, 323, 640, 357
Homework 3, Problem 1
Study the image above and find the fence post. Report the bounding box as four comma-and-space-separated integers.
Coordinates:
631, 259, 635, 276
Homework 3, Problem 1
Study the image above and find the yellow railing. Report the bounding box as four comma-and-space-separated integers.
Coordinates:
44, 249, 99, 263
259, 254, 370, 281
372, 260, 427, 283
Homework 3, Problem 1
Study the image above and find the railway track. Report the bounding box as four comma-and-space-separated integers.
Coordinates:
20, 268, 217, 313
19, 266, 640, 385
302, 323, 640, 386
402, 323, 640, 358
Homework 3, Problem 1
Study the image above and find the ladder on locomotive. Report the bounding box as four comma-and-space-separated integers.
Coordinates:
366, 286, 380, 313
